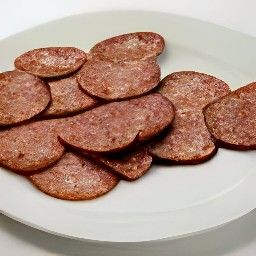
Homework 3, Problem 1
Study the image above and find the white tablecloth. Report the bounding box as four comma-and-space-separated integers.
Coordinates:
1, 1, 256, 255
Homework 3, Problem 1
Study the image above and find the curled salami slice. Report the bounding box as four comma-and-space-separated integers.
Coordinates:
148, 71, 231, 163
88, 147, 152, 181
0, 70, 50, 126
43, 75, 98, 117
14, 47, 87, 78
204, 82, 256, 150
0, 119, 65, 173
88, 32, 165, 62
59, 93, 174, 153
29, 152, 120, 201
78, 58, 160, 100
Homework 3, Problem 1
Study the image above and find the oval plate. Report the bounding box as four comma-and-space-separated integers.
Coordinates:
0, 11, 256, 242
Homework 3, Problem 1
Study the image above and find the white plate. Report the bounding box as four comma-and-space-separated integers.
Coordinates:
0, 11, 256, 243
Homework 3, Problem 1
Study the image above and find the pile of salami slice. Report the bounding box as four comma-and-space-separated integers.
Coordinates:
0, 32, 255, 201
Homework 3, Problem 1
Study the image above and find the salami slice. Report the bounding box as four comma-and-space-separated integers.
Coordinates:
0, 70, 50, 126
59, 93, 174, 153
0, 119, 65, 173
149, 111, 217, 163
204, 82, 256, 149
148, 71, 231, 163
88, 32, 165, 62
157, 71, 231, 109
88, 147, 152, 181
43, 75, 98, 117
29, 152, 120, 200
77, 58, 160, 100
14, 47, 87, 78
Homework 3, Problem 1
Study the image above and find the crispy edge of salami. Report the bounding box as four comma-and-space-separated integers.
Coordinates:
0, 70, 51, 127
28, 151, 120, 201
14, 47, 87, 78
58, 93, 175, 153
88, 32, 165, 61
77, 58, 161, 101
0, 119, 65, 173
203, 82, 256, 150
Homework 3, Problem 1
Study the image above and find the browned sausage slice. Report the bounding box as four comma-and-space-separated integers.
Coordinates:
204, 82, 256, 150
14, 47, 87, 78
88, 147, 152, 181
148, 71, 231, 163
29, 152, 120, 200
149, 111, 217, 163
59, 93, 174, 153
43, 75, 98, 117
158, 71, 231, 109
0, 119, 65, 173
77, 58, 160, 101
88, 32, 165, 62
0, 70, 50, 126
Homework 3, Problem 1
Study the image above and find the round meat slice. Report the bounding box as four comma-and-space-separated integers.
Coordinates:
0, 119, 65, 173
148, 71, 231, 163
158, 71, 230, 110
88, 32, 165, 62
88, 147, 152, 181
0, 70, 50, 126
149, 111, 217, 163
59, 93, 174, 153
78, 58, 160, 100
14, 47, 87, 78
43, 75, 98, 117
204, 82, 256, 150
29, 152, 120, 201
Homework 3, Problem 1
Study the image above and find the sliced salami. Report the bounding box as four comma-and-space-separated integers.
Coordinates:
59, 93, 174, 153
0, 70, 50, 126
148, 71, 231, 163
88, 32, 165, 62
14, 47, 87, 78
204, 82, 256, 149
29, 152, 120, 201
88, 147, 152, 181
149, 111, 217, 163
157, 71, 231, 109
77, 58, 160, 100
0, 119, 65, 173
43, 75, 98, 117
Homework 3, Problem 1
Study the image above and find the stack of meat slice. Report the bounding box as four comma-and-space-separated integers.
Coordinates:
0, 32, 175, 200
1, 32, 255, 201
203, 82, 256, 150
148, 71, 231, 163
